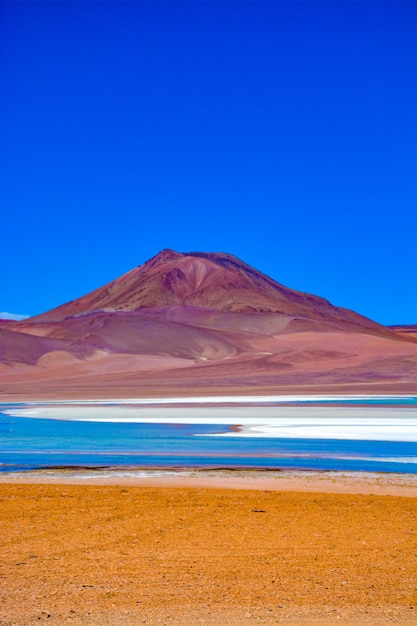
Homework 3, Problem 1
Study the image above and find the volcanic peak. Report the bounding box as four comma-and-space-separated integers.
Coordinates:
143, 249, 293, 297
25, 249, 388, 337
144, 248, 184, 269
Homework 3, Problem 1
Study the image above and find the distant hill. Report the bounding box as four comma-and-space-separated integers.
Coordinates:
388, 324, 417, 341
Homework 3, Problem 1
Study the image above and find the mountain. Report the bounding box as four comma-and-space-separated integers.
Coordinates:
0, 250, 415, 398
29, 249, 386, 332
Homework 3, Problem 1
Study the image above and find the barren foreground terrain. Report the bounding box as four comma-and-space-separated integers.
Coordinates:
1, 480, 415, 625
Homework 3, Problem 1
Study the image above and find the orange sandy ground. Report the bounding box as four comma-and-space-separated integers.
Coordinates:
0, 481, 416, 625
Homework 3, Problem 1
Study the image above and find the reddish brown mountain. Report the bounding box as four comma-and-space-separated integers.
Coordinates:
1, 250, 415, 398
29, 249, 385, 333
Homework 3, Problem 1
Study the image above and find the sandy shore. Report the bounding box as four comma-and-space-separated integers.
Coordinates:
1, 469, 416, 497
1, 476, 416, 625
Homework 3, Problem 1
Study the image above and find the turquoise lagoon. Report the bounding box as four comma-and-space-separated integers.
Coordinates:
0, 397, 416, 474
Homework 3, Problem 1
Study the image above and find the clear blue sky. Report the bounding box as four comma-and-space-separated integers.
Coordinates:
1, 0, 416, 325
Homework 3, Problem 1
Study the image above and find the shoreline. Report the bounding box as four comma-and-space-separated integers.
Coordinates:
1, 382, 416, 403
2, 392, 416, 404
1, 468, 416, 497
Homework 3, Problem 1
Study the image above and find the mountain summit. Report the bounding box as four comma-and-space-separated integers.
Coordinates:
30, 249, 382, 332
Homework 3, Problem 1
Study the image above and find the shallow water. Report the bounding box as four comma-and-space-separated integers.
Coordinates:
1, 398, 416, 474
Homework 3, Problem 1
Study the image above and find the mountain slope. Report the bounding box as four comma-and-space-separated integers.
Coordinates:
0, 327, 92, 366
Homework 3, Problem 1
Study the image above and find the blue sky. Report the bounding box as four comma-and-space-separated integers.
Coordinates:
1, 0, 416, 325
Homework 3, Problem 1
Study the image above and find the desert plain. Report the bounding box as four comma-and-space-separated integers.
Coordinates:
1, 470, 416, 626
